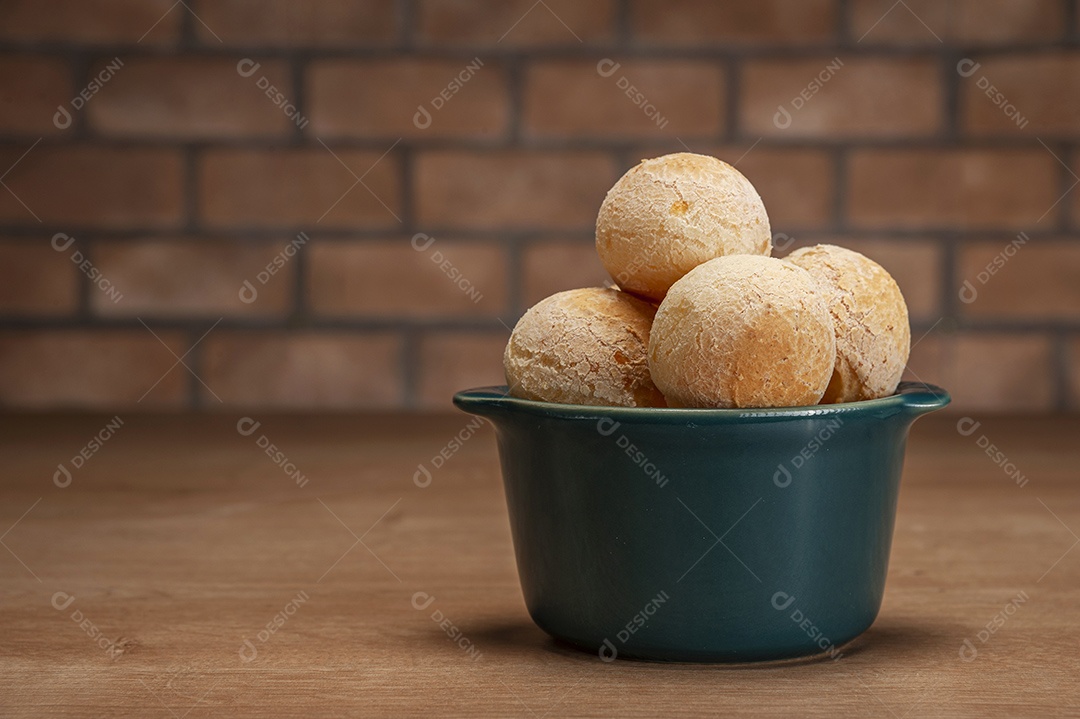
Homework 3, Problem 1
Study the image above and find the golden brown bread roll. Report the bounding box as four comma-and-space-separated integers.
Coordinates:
785, 244, 910, 403
504, 287, 666, 407
648, 255, 835, 408
595, 153, 771, 302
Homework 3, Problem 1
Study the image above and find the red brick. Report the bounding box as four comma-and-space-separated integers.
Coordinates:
309, 239, 507, 318
0, 56, 71, 136
1068, 337, 1080, 410
198, 149, 402, 229
522, 239, 612, 306
956, 0, 1065, 41
632, 0, 835, 45
415, 151, 614, 229
308, 59, 508, 140
93, 239, 294, 318
741, 57, 941, 137
848, 149, 1059, 230
416, 332, 509, 408
0, 330, 188, 408
191, 0, 397, 46
416, 0, 614, 46
201, 332, 403, 408
957, 239, 1080, 320
1074, 153, 1080, 228
0, 0, 180, 45
902, 329, 942, 390
524, 60, 724, 138
901, 334, 983, 412
851, 0, 1064, 44
0, 146, 184, 228
88, 58, 294, 139
960, 53, 1080, 136
0, 240, 78, 315
780, 238, 942, 322
721, 146, 835, 228
632, 144, 835, 228
850, 239, 942, 322
905, 332, 1055, 412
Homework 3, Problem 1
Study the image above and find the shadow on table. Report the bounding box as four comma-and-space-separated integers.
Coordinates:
444, 614, 966, 670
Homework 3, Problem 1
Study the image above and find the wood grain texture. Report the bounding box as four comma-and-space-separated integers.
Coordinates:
0, 413, 1077, 717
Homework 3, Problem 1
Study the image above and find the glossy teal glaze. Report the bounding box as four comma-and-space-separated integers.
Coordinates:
453, 382, 950, 663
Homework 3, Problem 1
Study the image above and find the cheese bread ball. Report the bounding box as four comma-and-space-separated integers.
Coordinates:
595, 153, 771, 302
504, 287, 665, 407
648, 255, 835, 408
785, 244, 910, 404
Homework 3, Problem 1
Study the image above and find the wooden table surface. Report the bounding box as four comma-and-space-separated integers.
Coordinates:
0, 413, 1077, 717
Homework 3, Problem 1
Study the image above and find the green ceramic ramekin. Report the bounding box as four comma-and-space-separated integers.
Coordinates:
454, 381, 950, 662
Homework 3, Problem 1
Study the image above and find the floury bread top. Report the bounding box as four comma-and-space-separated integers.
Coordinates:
502, 152, 911, 409
595, 153, 771, 303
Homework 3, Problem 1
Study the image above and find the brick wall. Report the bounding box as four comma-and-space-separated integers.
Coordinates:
0, 0, 1078, 412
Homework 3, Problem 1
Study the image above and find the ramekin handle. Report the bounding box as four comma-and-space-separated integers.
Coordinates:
452, 386, 515, 420
896, 381, 951, 416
